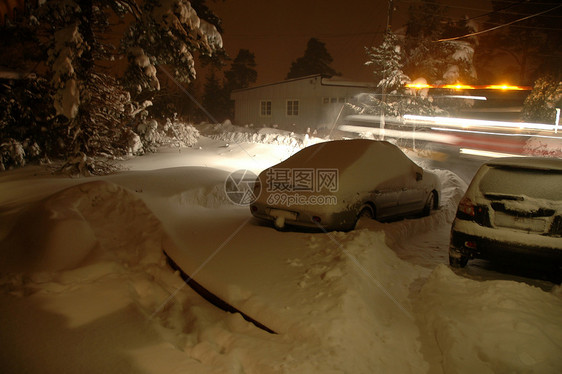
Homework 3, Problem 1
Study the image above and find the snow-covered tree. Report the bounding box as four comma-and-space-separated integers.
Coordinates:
121, 0, 223, 97
365, 31, 410, 94
351, 31, 444, 120
0, 0, 224, 173
403, 0, 478, 85
522, 76, 562, 123
286, 38, 340, 79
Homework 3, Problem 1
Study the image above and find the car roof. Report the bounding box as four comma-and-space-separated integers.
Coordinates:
485, 157, 562, 171
277, 139, 404, 168
267, 139, 423, 193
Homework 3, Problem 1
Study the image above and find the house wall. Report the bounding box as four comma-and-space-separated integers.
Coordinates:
232, 75, 373, 132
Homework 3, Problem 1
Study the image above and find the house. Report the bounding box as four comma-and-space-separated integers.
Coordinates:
231, 74, 374, 132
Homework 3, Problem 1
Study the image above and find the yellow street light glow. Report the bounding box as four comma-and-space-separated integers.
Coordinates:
484, 84, 529, 90
442, 84, 475, 90
405, 83, 532, 91
405, 83, 432, 89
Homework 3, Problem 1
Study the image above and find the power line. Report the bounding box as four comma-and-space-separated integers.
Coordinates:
436, 3, 562, 41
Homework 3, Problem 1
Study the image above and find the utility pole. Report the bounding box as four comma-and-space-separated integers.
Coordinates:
380, 0, 394, 140
387, 0, 394, 32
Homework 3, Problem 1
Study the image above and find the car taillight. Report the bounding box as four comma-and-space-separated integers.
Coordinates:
458, 197, 475, 217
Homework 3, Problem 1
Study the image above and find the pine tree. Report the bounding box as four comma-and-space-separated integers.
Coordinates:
202, 70, 229, 122
286, 38, 340, 79
350, 31, 445, 120
121, 0, 223, 97
222, 49, 257, 119
0, 0, 224, 173
224, 49, 257, 91
365, 31, 410, 94
403, 0, 477, 85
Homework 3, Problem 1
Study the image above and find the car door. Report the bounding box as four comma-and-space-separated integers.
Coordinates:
372, 188, 400, 219
397, 171, 426, 215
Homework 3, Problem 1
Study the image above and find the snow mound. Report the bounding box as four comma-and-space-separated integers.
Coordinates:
325, 229, 429, 373
198, 122, 323, 151
174, 183, 231, 208
360, 168, 467, 248
0, 180, 165, 273
418, 265, 562, 373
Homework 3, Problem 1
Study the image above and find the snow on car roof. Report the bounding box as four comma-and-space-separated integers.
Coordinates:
270, 139, 423, 193
276, 139, 414, 169
485, 157, 562, 172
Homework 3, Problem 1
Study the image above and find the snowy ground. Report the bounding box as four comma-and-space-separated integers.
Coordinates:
1, 129, 561, 373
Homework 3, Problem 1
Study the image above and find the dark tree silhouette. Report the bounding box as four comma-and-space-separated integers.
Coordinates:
224, 49, 257, 91
286, 38, 340, 79
476, 0, 562, 84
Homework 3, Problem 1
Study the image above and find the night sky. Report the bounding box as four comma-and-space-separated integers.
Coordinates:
210, 0, 492, 85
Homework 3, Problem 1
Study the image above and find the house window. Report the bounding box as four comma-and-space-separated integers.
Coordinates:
260, 100, 271, 116
287, 100, 299, 116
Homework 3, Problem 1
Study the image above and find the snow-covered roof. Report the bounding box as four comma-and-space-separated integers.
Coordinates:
232, 74, 373, 93
486, 157, 562, 171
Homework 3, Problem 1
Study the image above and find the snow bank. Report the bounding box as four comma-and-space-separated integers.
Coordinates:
418, 265, 562, 373
524, 136, 562, 158
198, 122, 323, 152
1, 132, 561, 374
0, 180, 164, 272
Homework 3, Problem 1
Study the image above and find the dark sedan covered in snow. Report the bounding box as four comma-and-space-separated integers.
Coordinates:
449, 157, 562, 268
250, 139, 441, 231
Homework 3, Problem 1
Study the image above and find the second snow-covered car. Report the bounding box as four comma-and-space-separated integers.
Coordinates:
250, 139, 440, 231
449, 157, 562, 268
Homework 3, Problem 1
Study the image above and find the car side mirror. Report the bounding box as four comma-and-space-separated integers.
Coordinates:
416, 172, 423, 181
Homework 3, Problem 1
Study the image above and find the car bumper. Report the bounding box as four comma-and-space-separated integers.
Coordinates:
250, 203, 356, 231
450, 221, 562, 265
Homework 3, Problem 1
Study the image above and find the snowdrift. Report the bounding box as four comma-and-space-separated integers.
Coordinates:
0, 180, 166, 272
1, 138, 561, 374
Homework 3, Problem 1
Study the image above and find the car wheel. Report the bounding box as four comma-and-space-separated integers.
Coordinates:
358, 205, 374, 219
449, 247, 468, 268
354, 205, 375, 230
422, 192, 435, 216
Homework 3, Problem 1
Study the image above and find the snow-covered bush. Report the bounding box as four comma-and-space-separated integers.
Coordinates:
522, 76, 562, 124
137, 118, 200, 152
523, 137, 562, 158
0, 139, 25, 170
0, 77, 57, 167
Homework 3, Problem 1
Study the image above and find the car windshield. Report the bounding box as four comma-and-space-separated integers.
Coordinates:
479, 166, 562, 201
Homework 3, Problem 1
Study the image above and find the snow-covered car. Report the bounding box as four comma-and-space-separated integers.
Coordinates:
249, 139, 440, 231
449, 157, 562, 268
